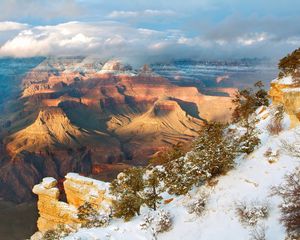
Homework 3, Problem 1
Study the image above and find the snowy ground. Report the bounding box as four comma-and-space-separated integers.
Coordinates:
65, 107, 299, 240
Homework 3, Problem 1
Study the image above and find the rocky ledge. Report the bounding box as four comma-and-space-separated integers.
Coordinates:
31, 173, 112, 238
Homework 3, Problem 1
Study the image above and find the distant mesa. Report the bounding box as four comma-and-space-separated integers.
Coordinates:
100, 59, 133, 74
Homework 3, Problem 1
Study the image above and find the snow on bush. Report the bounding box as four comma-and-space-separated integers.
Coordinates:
236, 201, 269, 226
42, 224, 73, 240
77, 202, 110, 228
140, 209, 172, 237
186, 190, 209, 217
264, 147, 280, 164
281, 131, 300, 158
249, 224, 267, 240
272, 168, 300, 239
267, 105, 284, 135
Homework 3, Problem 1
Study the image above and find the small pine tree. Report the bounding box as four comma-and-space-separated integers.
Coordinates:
193, 122, 238, 176
278, 47, 300, 79
238, 120, 261, 155
112, 192, 143, 221
232, 81, 269, 124
110, 167, 145, 221
163, 156, 198, 195
143, 168, 163, 210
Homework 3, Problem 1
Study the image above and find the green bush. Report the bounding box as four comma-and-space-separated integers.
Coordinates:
110, 167, 145, 221
232, 81, 269, 124
278, 47, 300, 79
163, 122, 238, 195
77, 202, 110, 228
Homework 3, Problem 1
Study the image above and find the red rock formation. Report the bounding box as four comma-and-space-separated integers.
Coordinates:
0, 58, 235, 202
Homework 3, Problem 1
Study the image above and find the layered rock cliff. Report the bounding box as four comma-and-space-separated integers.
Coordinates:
32, 173, 111, 235
269, 75, 300, 127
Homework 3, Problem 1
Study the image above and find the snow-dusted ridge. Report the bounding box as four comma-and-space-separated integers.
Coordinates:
63, 106, 299, 240
271, 75, 294, 85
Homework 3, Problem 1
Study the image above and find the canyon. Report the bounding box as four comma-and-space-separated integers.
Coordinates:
0, 57, 236, 203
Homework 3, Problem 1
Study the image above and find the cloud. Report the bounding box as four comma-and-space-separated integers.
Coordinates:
0, 21, 28, 31
0, 0, 83, 21
0, 20, 299, 63
0, 21, 168, 62
107, 9, 176, 19
237, 32, 269, 46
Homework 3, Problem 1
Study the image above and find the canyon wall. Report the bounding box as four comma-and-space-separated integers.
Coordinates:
32, 173, 111, 234
269, 76, 300, 127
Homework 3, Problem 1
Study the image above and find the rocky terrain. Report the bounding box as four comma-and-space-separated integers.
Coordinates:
0, 57, 235, 203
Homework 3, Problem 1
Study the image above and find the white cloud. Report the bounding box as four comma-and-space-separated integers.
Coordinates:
107, 9, 176, 19
0, 21, 171, 59
237, 32, 268, 46
0, 21, 298, 62
0, 21, 28, 31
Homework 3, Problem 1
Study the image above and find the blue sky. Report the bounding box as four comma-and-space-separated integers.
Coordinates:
0, 0, 299, 62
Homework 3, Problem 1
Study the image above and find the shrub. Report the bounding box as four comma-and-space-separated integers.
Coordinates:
42, 229, 60, 240
264, 147, 280, 164
186, 191, 209, 217
154, 209, 172, 233
42, 224, 72, 240
236, 201, 269, 226
140, 209, 172, 235
249, 224, 267, 240
281, 131, 300, 158
272, 168, 300, 239
77, 202, 110, 228
267, 105, 284, 135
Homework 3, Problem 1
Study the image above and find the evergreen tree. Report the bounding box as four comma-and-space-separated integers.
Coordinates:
110, 167, 145, 221
238, 125, 260, 155
163, 155, 198, 195
163, 122, 238, 195
278, 47, 300, 79
232, 81, 269, 124
191, 122, 238, 177
143, 168, 162, 210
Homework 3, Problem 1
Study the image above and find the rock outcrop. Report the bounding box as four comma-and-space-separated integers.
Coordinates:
32, 173, 111, 233
269, 75, 300, 127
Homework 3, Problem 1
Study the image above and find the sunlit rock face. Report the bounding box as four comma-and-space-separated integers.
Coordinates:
0, 57, 235, 203
269, 76, 300, 127
32, 173, 111, 233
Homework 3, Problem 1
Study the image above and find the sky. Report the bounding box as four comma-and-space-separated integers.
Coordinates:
0, 0, 299, 63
